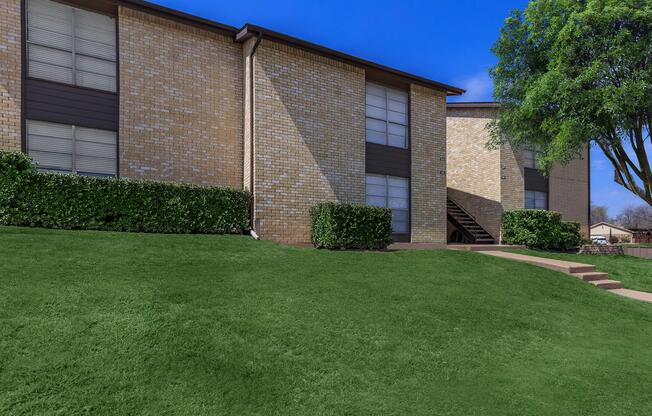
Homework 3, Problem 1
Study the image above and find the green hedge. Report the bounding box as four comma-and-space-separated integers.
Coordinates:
0, 151, 250, 234
502, 209, 581, 250
310, 202, 392, 250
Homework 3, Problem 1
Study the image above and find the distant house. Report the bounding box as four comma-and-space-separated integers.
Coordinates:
590, 222, 633, 242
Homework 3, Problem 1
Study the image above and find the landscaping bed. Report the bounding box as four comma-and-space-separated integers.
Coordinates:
1, 227, 651, 415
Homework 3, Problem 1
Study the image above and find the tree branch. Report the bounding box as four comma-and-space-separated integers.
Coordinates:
597, 138, 652, 206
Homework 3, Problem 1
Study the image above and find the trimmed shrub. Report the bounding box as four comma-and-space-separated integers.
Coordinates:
310, 202, 392, 250
502, 209, 581, 250
0, 151, 250, 234
557, 220, 582, 250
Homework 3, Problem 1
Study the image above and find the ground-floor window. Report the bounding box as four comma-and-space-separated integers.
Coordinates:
365, 174, 409, 233
26, 120, 117, 176
525, 190, 547, 209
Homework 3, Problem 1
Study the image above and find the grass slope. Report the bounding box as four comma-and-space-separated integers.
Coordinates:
1, 227, 651, 416
508, 249, 652, 292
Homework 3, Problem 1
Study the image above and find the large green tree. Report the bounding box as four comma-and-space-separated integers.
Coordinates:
490, 0, 652, 206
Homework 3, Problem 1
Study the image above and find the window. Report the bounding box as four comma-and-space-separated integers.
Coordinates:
365, 174, 409, 233
27, 120, 117, 176
365, 82, 408, 148
27, 0, 117, 92
523, 144, 542, 169
525, 190, 548, 209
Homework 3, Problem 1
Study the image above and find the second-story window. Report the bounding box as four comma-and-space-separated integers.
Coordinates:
523, 144, 542, 169
26, 0, 117, 92
365, 82, 408, 149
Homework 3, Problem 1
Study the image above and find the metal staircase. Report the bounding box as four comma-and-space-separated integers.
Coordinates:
447, 199, 495, 244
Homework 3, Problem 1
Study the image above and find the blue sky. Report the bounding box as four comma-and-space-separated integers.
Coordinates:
154, 0, 647, 216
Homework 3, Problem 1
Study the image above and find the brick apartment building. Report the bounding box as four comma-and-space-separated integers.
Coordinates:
447, 102, 589, 242
0, 0, 589, 244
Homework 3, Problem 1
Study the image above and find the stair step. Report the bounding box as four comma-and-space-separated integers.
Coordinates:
447, 199, 495, 245
590, 279, 623, 290
572, 272, 609, 281
567, 265, 596, 274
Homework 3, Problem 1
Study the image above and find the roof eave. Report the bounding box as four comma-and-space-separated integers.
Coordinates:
447, 102, 501, 108
236, 25, 465, 96
119, 0, 239, 36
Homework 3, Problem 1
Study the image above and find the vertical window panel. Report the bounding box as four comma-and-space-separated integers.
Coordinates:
525, 190, 548, 210
523, 144, 542, 170
27, 120, 116, 176
365, 82, 408, 148
366, 174, 409, 234
26, 0, 117, 92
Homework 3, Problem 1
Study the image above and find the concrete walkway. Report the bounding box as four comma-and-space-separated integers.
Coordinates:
477, 250, 652, 304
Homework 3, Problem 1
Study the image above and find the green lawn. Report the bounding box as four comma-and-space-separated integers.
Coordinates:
508, 249, 652, 292
1, 227, 652, 416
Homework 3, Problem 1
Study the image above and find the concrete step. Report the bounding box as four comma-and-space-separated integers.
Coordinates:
572, 272, 609, 282
590, 279, 623, 290
608, 289, 652, 303
480, 251, 596, 274
448, 244, 525, 251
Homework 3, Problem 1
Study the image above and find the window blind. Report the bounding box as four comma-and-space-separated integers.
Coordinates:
365, 83, 408, 148
525, 190, 548, 209
365, 174, 410, 233
27, 120, 117, 176
27, 0, 117, 92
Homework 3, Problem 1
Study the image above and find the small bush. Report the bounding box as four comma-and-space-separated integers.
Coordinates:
502, 209, 581, 250
310, 202, 392, 250
0, 151, 250, 234
557, 220, 582, 250
609, 235, 620, 244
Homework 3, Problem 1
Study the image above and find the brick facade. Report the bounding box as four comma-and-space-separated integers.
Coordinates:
446, 107, 504, 239
118, 7, 243, 187
549, 147, 590, 234
499, 141, 525, 214
410, 85, 448, 243
250, 40, 366, 243
0, 0, 21, 151
6, 0, 454, 245
447, 105, 588, 242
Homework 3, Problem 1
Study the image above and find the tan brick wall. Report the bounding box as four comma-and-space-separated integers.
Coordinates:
446, 108, 502, 239
446, 106, 590, 242
549, 147, 590, 234
0, 0, 21, 151
252, 40, 366, 243
500, 141, 525, 212
118, 7, 243, 187
410, 85, 447, 243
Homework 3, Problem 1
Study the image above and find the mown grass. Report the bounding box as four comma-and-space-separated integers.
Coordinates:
508, 248, 652, 292
1, 227, 651, 416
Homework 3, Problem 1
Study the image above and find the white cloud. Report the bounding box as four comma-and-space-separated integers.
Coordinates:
451, 71, 494, 102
